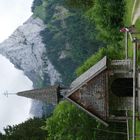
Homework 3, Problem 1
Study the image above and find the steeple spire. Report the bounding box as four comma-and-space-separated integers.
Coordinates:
3, 91, 16, 97
17, 85, 64, 105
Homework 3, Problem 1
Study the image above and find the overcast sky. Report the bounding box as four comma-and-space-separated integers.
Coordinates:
0, 0, 34, 132
0, 0, 33, 43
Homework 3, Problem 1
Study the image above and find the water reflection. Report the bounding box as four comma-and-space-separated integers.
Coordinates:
0, 54, 33, 132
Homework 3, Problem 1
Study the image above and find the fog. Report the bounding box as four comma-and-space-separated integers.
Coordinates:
0, 0, 34, 132
0, 54, 33, 132
0, 0, 33, 43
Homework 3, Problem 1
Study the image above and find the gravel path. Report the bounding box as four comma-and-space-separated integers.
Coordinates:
132, 0, 140, 24
132, 0, 137, 21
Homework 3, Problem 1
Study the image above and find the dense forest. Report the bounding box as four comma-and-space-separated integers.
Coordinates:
0, 118, 47, 140
32, 0, 106, 85
1, 102, 126, 140
31, 0, 125, 84
1, 0, 130, 139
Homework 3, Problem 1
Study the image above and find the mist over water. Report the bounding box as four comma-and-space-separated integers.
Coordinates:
0, 54, 33, 132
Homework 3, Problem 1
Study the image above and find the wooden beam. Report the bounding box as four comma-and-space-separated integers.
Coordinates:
126, 110, 130, 140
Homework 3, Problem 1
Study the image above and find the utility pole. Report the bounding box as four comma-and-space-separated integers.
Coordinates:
132, 37, 137, 140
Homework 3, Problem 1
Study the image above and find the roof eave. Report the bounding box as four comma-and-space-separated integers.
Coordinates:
66, 65, 107, 98
65, 96, 109, 127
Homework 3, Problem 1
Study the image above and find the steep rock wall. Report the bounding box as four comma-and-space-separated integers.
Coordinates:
0, 16, 61, 87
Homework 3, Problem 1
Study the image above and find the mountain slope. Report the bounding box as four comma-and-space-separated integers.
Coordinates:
0, 16, 61, 87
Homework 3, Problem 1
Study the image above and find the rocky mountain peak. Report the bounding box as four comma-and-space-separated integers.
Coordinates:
0, 16, 61, 87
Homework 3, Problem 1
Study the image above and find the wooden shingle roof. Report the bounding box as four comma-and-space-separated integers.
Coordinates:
66, 56, 107, 97
66, 56, 109, 126
17, 85, 59, 105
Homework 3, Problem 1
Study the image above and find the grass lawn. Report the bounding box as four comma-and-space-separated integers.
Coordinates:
128, 114, 140, 140
125, 0, 140, 139
121, 0, 134, 59
135, 18, 140, 31
136, 119, 140, 140
123, 0, 140, 60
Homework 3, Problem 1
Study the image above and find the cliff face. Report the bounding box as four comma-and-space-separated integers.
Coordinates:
0, 0, 102, 116
0, 16, 61, 87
